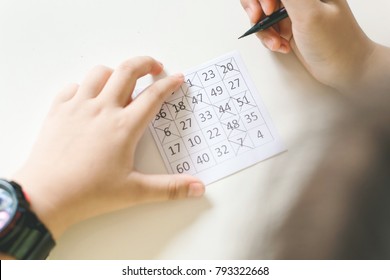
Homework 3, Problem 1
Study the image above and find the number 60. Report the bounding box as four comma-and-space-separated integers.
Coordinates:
176, 161, 190, 173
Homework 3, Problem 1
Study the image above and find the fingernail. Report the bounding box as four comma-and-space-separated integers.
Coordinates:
278, 44, 290, 54
188, 182, 205, 198
245, 7, 253, 20
172, 73, 184, 80
264, 4, 273, 16
264, 37, 275, 50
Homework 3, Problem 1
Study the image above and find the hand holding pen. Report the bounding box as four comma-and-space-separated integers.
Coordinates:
239, 0, 378, 95
240, 0, 292, 53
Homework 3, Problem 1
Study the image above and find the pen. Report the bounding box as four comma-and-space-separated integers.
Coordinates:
238, 7, 289, 39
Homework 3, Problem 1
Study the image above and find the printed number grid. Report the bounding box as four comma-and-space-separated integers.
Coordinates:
150, 55, 274, 176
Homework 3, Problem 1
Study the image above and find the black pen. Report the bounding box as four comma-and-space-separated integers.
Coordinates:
239, 7, 289, 39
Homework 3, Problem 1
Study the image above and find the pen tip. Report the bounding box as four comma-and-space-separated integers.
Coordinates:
238, 29, 252, 39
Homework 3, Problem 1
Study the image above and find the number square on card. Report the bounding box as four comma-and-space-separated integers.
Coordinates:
171, 157, 196, 175
203, 122, 226, 146
216, 58, 241, 80
166, 96, 192, 119
228, 131, 255, 156
210, 140, 235, 164
231, 90, 257, 113
240, 108, 265, 130
194, 107, 219, 128
162, 139, 188, 163
221, 115, 246, 138
154, 121, 181, 145
184, 89, 210, 112
223, 73, 248, 96
174, 114, 200, 137
248, 124, 274, 147
204, 81, 231, 104
190, 148, 217, 173
198, 65, 222, 87
183, 132, 209, 154
182, 72, 204, 95
213, 97, 239, 121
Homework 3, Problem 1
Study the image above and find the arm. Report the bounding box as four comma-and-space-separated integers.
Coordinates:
241, 0, 390, 259
9, 56, 205, 242
240, 0, 390, 96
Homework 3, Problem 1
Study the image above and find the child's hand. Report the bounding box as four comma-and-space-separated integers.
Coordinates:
12, 56, 205, 240
240, 0, 376, 93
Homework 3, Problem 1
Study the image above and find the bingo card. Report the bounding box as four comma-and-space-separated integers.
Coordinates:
148, 51, 285, 185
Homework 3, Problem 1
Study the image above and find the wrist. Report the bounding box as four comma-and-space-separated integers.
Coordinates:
335, 41, 390, 96
357, 44, 390, 95
330, 37, 375, 94
0, 178, 56, 259
11, 169, 68, 241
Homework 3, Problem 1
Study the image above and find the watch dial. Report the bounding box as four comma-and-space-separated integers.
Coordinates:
0, 185, 17, 231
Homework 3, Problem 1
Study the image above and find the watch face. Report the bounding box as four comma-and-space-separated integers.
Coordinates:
0, 180, 18, 231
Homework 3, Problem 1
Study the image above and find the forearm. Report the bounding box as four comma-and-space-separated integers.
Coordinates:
364, 44, 390, 94
338, 43, 390, 129
341, 43, 390, 97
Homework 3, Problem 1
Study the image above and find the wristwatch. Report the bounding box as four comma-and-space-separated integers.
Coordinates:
0, 178, 55, 259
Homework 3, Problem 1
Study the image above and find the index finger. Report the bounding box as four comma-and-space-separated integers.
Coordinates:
124, 73, 184, 141
241, 0, 278, 22
99, 56, 163, 106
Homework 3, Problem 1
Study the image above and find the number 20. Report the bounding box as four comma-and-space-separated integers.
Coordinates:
221, 62, 234, 74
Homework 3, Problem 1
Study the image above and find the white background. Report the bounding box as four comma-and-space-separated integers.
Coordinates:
1, 0, 390, 259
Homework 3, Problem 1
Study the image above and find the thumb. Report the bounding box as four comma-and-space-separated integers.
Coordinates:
281, 0, 321, 21
132, 172, 205, 202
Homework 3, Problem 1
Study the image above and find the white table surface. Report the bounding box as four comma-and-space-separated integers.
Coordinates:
1, 0, 389, 259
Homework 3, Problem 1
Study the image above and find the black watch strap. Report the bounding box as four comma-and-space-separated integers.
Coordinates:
1, 181, 56, 259
6, 215, 56, 260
